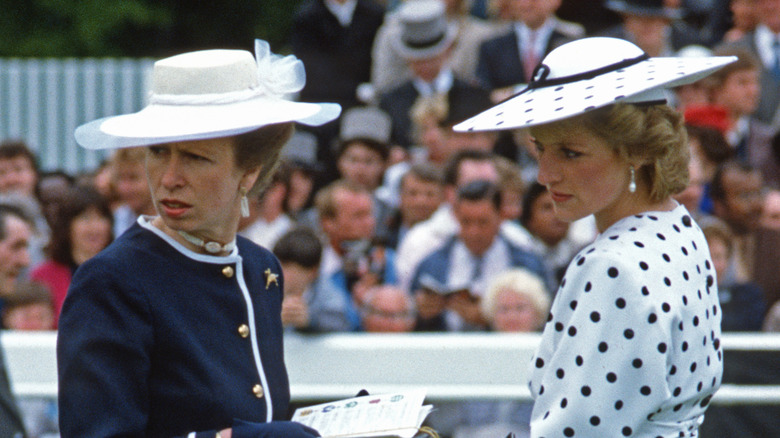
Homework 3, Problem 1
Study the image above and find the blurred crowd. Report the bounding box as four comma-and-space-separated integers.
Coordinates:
2, 0, 780, 436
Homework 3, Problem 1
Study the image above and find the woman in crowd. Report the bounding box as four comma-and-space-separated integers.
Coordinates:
30, 185, 113, 325
57, 40, 339, 437
455, 36, 734, 437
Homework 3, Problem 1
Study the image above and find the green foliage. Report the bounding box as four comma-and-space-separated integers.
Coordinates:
0, 0, 306, 57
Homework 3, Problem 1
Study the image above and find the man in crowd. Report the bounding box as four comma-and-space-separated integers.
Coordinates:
314, 180, 398, 331
476, 0, 584, 100
710, 160, 780, 308
409, 180, 546, 331
0, 204, 32, 437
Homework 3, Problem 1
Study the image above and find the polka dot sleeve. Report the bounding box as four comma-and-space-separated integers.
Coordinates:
529, 251, 676, 437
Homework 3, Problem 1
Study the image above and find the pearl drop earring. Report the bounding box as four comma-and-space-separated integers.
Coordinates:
240, 187, 250, 217
628, 166, 637, 193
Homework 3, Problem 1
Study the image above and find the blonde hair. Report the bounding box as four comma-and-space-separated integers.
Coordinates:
481, 268, 550, 329
495, 156, 525, 196
530, 103, 689, 201
410, 93, 449, 140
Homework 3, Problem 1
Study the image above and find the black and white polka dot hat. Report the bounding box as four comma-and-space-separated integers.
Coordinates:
453, 37, 736, 132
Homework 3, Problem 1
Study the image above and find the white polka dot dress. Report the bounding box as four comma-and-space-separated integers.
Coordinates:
528, 205, 722, 438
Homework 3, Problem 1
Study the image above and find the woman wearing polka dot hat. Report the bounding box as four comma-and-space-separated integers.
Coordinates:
455, 37, 735, 437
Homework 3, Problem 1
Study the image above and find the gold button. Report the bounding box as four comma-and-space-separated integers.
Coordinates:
238, 324, 250, 338
252, 384, 264, 398
222, 266, 234, 278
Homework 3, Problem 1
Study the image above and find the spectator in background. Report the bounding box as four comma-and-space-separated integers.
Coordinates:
760, 188, 780, 230
683, 118, 735, 214
717, 0, 780, 128
495, 156, 525, 222
395, 150, 537, 293
1, 280, 54, 331
410, 180, 546, 331
291, 0, 386, 181
360, 284, 416, 332
315, 180, 398, 331
520, 183, 585, 288
673, 139, 709, 221
0, 204, 32, 315
376, 163, 445, 249
279, 131, 322, 228
91, 158, 122, 211
110, 147, 156, 237
273, 227, 322, 332
35, 170, 75, 229
336, 106, 394, 192
30, 185, 113, 326
711, 160, 780, 308
476, 0, 584, 102
671, 44, 714, 111
0, 141, 49, 268
600, 0, 705, 57
721, 0, 759, 43
238, 164, 293, 250
0, 140, 38, 198
379, 0, 493, 149
703, 219, 767, 331
0, 204, 31, 438
481, 267, 550, 333
710, 46, 779, 187
371, 0, 502, 96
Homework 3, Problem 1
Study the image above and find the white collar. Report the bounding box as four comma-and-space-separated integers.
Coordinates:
514, 19, 555, 56
138, 216, 240, 262
325, 0, 358, 27
412, 67, 455, 97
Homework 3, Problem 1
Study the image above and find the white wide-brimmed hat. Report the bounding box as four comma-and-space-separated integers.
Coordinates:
393, 0, 458, 60
453, 37, 735, 133
75, 40, 341, 149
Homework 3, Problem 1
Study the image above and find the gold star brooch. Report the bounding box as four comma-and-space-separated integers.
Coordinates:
264, 268, 279, 290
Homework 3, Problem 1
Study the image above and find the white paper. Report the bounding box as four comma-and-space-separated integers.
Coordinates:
291, 390, 431, 438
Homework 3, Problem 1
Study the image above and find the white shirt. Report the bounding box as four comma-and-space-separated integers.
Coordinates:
396, 204, 537, 293
324, 0, 357, 27
514, 19, 555, 65
754, 24, 780, 70
238, 214, 292, 250
412, 67, 455, 97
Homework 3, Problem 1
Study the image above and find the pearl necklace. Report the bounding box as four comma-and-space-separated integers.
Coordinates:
177, 230, 235, 254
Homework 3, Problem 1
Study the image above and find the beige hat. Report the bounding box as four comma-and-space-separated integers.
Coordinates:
393, 0, 458, 60
75, 40, 341, 149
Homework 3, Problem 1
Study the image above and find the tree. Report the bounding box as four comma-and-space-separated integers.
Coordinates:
0, 0, 304, 57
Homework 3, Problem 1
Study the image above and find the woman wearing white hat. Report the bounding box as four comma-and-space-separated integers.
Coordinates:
57, 40, 340, 437
456, 37, 735, 437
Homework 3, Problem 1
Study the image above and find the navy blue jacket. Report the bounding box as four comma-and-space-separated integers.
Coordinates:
57, 220, 290, 437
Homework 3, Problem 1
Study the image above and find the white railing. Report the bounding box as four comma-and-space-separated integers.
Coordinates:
3, 331, 780, 405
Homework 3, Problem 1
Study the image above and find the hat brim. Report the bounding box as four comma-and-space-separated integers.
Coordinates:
605, 1, 683, 20
453, 55, 735, 133
393, 23, 458, 60
75, 97, 341, 150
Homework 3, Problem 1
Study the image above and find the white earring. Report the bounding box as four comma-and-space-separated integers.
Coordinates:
628, 166, 637, 193
240, 188, 250, 218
